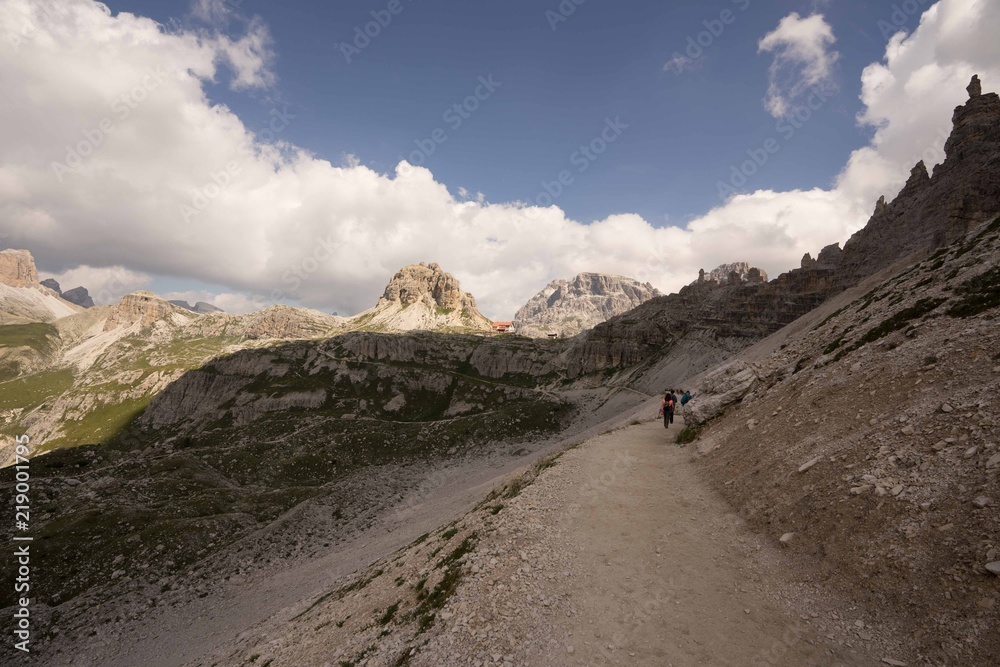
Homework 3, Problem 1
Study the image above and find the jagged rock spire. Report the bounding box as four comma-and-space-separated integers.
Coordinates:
968, 74, 981, 99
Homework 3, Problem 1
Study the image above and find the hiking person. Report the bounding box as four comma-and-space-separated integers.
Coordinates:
681, 390, 692, 406
663, 390, 676, 427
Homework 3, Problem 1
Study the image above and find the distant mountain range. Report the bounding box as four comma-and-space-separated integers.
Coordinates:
514, 273, 662, 338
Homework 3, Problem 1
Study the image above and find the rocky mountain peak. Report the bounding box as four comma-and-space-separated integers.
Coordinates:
357, 263, 492, 332
903, 160, 931, 192
514, 272, 662, 338
835, 75, 1000, 287
62, 287, 96, 308
39, 277, 95, 308
379, 262, 474, 311
0, 249, 41, 288
697, 262, 769, 285
104, 290, 183, 331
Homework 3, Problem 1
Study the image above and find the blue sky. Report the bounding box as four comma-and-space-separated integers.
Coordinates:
112, 0, 901, 224
9, 0, 993, 317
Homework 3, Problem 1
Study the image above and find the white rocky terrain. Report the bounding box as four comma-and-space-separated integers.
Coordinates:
514, 272, 661, 338
353, 262, 493, 333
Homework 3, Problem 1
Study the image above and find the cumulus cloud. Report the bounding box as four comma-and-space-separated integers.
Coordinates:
209, 16, 275, 90
835, 0, 1000, 210
161, 290, 265, 314
1, 0, 998, 320
39, 265, 152, 305
758, 13, 839, 118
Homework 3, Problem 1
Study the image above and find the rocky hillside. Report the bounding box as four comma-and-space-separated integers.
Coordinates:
353, 262, 493, 333
563, 256, 829, 385
0, 329, 649, 665
514, 272, 662, 338
0, 287, 350, 464
684, 212, 1000, 665
566, 77, 1000, 389
0, 259, 494, 464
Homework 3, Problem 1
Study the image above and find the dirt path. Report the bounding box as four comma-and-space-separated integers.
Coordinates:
409, 414, 897, 666
528, 417, 876, 666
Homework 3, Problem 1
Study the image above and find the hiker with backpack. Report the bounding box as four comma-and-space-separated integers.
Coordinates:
662, 389, 676, 428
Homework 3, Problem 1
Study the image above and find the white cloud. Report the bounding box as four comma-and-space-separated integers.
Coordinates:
161, 289, 263, 314
39, 265, 152, 305
209, 16, 275, 90
1, 0, 998, 321
191, 0, 234, 25
835, 0, 1000, 210
662, 54, 696, 75
758, 13, 839, 118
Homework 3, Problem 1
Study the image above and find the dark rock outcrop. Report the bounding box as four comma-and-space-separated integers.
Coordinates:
38, 276, 95, 308
169, 300, 223, 314
62, 286, 95, 308
565, 268, 831, 378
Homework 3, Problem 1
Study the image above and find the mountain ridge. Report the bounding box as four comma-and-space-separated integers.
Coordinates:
514, 272, 662, 338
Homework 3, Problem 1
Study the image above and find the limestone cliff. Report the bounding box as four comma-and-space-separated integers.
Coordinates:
352, 263, 492, 333
566, 76, 1000, 384
514, 273, 662, 338
835, 75, 1000, 287
234, 305, 344, 340
0, 249, 41, 288
0, 249, 81, 324
103, 291, 191, 331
